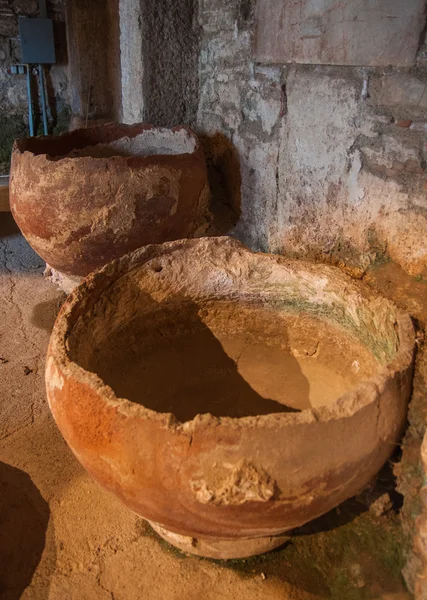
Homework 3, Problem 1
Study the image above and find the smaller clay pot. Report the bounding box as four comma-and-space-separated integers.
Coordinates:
10, 123, 210, 277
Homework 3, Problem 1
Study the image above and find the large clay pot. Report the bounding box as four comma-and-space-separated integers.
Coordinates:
10, 123, 210, 277
46, 237, 415, 559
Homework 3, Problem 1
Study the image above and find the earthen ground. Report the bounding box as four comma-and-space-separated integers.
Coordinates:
0, 214, 424, 599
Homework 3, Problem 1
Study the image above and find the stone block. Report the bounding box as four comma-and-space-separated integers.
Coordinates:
242, 79, 283, 135
410, 122, 427, 132
233, 130, 281, 251
202, 30, 252, 69
119, 0, 144, 124
255, 0, 426, 67
199, 0, 236, 33
418, 32, 427, 65
0, 35, 9, 62
371, 75, 427, 109
198, 76, 243, 130
360, 134, 425, 178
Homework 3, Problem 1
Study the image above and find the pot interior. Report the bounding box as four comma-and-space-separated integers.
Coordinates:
68, 284, 381, 422
16, 125, 196, 160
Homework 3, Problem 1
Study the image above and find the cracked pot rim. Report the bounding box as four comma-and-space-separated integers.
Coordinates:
12, 122, 200, 164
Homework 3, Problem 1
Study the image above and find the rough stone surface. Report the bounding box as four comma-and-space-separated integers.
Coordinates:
140, 0, 201, 127
119, 0, 144, 124
370, 75, 427, 109
46, 236, 414, 558
10, 123, 210, 277
277, 71, 427, 276
255, 0, 426, 67
401, 347, 427, 598
419, 31, 427, 66
117, 0, 201, 127
364, 261, 427, 596
197, 0, 427, 278
416, 430, 427, 597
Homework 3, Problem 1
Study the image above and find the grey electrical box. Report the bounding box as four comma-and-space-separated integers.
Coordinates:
18, 17, 56, 64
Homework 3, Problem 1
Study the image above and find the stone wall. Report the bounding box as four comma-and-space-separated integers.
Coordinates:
0, 0, 70, 174
196, 0, 427, 277
140, 0, 201, 127
119, 0, 201, 127
3, 0, 427, 275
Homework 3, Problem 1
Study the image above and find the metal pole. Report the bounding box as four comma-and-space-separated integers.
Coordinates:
26, 64, 34, 137
38, 64, 48, 135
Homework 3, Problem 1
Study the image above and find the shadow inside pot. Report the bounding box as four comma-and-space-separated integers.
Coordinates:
82, 289, 310, 422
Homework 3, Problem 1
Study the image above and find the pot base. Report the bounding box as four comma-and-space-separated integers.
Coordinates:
149, 522, 291, 560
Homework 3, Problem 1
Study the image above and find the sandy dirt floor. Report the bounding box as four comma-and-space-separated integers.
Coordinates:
1, 212, 423, 600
